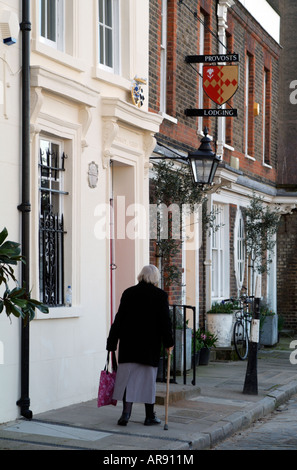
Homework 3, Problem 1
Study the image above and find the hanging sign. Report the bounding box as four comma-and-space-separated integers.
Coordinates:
203, 65, 239, 106
185, 108, 237, 117
186, 54, 239, 63
184, 56, 239, 117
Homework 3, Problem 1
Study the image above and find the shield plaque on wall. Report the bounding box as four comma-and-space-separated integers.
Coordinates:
203, 65, 239, 105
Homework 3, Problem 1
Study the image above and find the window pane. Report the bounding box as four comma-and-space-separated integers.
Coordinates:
98, 0, 114, 69
99, 0, 103, 23
40, 0, 46, 37
235, 211, 245, 288
48, 0, 56, 41
212, 251, 218, 297
40, 0, 57, 42
105, 0, 112, 27
99, 25, 104, 64
220, 251, 224, 297
105, 28, 113, 67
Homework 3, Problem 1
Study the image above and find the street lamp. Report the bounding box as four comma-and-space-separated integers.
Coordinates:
151, 127, 220, 186
188, 127, 221, 185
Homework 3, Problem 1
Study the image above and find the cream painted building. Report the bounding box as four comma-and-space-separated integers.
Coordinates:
0, 0, 162, 423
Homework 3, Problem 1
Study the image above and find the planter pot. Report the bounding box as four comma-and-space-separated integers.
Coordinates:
206, 313, 234, 347
199, 347, 211, 365
157, 357, 166, 381
175, 329, 192, 371
260, 314, 278, 346
192, 351, 200, 368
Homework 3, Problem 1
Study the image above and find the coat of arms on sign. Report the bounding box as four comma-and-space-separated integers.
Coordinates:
131, 77, 146, 108
203, 65, 239, 105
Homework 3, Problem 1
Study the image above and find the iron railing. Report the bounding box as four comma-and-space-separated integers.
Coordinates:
39, 212, 66, 306
158, 304, 196, 385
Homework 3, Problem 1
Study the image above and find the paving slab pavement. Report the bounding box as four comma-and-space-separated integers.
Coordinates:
1, 335, 297, 454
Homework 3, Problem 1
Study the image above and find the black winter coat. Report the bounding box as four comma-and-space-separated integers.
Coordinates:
106, 281, 174, 367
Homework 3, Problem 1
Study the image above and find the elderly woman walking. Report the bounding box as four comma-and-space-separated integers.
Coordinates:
106, 264, 174, 426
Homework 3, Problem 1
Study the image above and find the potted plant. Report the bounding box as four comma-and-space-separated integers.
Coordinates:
260, 302, 278, 346
157, 344, 167, 381
150, 160, 222, 290
175, 327, 192, 372
197, 329, 218, 365
192, 331, 203, 367
206, 301, 236, 347
0, 227, 48, 323
278, 315, 284, 342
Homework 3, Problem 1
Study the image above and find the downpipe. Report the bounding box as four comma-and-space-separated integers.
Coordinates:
16, 0, 32, 420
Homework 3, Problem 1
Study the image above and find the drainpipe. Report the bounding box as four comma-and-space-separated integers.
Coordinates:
16, 0, 32, 420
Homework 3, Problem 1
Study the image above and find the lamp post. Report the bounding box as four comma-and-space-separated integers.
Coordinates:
188, 127, 221, 185
150, 131, 220, 370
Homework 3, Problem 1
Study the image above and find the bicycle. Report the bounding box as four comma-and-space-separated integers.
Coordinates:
222, 295, 253, 360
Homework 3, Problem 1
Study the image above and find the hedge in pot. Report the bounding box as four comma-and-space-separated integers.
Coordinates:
242, 195, 280, 394
244, 193, 281, 281
150, 159, 222, 290
206, 301, 235, 348
0, 227, 48, 324
173, 309, 192, 372
260, 303, 278, 346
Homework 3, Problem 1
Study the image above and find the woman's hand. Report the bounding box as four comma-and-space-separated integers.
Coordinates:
166, 346, 174, 355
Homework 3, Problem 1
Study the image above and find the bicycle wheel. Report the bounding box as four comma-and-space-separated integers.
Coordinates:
233, 320, 248, 360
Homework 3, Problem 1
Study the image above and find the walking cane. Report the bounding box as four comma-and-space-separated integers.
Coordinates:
164, 348, 171, 430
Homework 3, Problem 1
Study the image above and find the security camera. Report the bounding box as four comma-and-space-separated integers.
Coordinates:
0, 10, 19, 45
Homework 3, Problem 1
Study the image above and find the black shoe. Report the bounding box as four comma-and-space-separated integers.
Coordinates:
117, 412, 130, 426
144, 413, 161, 426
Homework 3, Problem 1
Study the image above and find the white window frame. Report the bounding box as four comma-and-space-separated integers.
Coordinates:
262, 69, 267, 164
160, 0, 168, 115
39, 0, 65, 51
266, 234, 277, 311
262, 69, 272, 168
98, 0, 120, 74
39, 137, 68, 307
245, 212, 261, 299
244, 54, 250, 157
211, 203, 229, 301
234, 209, 245, 293
33, 1, 84, 71
244, 54, 255, 160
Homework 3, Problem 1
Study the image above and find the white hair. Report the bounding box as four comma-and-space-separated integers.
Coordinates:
137, 265, 160, 285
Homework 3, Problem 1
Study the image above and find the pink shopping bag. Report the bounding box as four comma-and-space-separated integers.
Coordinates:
97, 352, 117, 407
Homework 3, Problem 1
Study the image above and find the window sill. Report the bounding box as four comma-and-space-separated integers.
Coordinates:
198, 128, 214, 141
223, 143, 235, 152
93, 66, 131, 91
32, 40, 87, 72
34, 306, 82, 320
159, 112, 178, 124
263, 162, 272, 169
245, 154, 256, 161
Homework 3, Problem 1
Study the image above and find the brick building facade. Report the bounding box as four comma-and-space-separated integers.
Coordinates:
148, 0, 291, 329
270, 0, 297, 330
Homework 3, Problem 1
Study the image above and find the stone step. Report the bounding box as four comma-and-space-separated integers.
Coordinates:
279, 329, 295, 337
211, 346, 240, 361
155, 382, 201, 405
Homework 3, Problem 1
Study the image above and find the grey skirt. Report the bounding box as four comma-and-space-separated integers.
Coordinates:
113, 363, 158, 404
